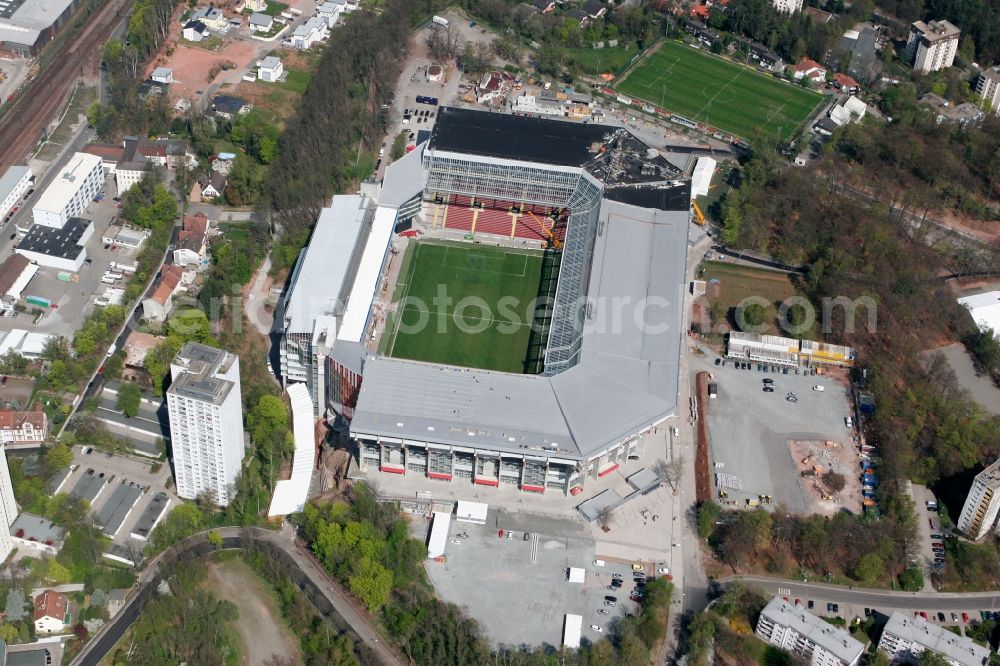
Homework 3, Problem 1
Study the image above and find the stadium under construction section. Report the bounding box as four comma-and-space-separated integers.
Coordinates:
279, 107, 691, 497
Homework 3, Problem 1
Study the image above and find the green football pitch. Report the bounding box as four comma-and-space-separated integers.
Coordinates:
382, 241, 546, 373
614, 40, 824, 141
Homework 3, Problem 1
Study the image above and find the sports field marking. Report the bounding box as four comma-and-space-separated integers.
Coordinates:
442, 246, 529, 277
397, 304, 534, 331
694, 69, 744, 122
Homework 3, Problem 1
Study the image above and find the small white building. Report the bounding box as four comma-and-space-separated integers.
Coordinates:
0, 166, 33, 221
690, 157, 717, 198
182, 20, 208, 41
317, 1, 342, 27
829, 95, 867, 126
291, 17, 328, 49
248, 12, 273, 33
958, 291, 1000, 337
151, 67, 173, 84
258, 56, 283, 83
32, 152, 103, 229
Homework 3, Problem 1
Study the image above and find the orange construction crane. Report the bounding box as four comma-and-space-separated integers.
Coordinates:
691, 201, 706, 226
526, 210, 562, 249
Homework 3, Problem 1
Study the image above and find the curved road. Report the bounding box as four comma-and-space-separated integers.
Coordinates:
72, 526, 404, 666
719, 575, 1000, 613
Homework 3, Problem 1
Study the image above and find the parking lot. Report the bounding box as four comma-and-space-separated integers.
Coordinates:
0, 172, 142, 336
420, 508, 645, 647
57, 445, 178, 548
693, 351, 859, 515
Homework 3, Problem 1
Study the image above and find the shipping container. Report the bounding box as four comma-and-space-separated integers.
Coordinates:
25, 295, 50, 308
56, 272, 72, 282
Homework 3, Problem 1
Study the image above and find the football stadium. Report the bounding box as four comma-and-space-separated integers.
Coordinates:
614, 40, 824, 141
279, 107, 690, 497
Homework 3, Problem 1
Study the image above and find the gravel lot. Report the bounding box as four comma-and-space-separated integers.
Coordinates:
692, 352, 855, 514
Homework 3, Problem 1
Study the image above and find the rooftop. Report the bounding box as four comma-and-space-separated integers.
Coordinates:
94, 483, 143, 537
760, 597, 865, 664
0, 254, 30, 295
16, 218, 91, 260
168, 342, 238, 406
959, 290, 1000, 335
973, 459, 1000, 491
0, 0, 75, 29
0, 165, 30, 202
912, 19, 961, 40
10, 512, 65, 546
33, 152, 101, 215
130, 492, 169, 540
883, 611, 989, 666
260, 55, 281, 69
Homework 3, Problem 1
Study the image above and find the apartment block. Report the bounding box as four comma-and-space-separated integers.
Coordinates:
879, 612, 990, 666
756, 597, 864, 666
957, 459, 1000, 540
906, 20, 960, 74
31, 153, 104, 228
976, 66, 1000, 115
166, 342, 244, 506
0, 445, 19, 563
771, 0, 802, 13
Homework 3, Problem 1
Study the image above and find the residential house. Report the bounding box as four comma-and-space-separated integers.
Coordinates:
182, 20, 209, 42
772, 0, 802, 14
115, 161, 152, 193
173, 213, 210, 268
258, 56, 283, 83
0, 402, 47, 443
291, 17, 328, 49
155, 138, 197, 169
141, 265, 185, 323
317, 1, 342, 27
790, 57, 827, 84
919, 93, 985, 127
150, 67, 173, 84
685, 20, 721, 47
107, 589, 128, 617
33, 590, 70, 634
476, 70, 514, 104
975, 66, 1000, 115
740, 40, 784, 71
248, 12, 273, 33
201, 172, 227, 199
211, 95, 251, 119
829, 95, 867, 126
832, 72, 860, 92
124, 136, 167, 167
582, 0, 606, 19
81, 143, 124, 174
531, 0, 555, 12
190, 6, 229, 32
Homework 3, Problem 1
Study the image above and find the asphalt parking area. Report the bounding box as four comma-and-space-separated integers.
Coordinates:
421, 509, 642, 647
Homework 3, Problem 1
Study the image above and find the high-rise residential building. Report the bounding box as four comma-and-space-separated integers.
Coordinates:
957, 459, 1000, 540
906, 20, 961, 74
771, 0, 802, 13
31, 152, 104, 228
166, 342, 244, 506
0, 446, 17, 562
879, 612, 990, 666
756, 597, 864, 666
975, 66, 1000, 114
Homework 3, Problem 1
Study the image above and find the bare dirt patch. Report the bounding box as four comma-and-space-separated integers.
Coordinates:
788, 438, 862, 516
202, 557, 301, 666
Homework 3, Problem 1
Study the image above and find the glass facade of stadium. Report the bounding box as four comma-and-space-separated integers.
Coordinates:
423, 149, 603, 375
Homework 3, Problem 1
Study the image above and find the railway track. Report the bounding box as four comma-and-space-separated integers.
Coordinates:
0, 0, 130, 171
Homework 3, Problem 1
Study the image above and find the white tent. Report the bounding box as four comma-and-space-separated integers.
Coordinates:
455, 500, 488, 524
568, 567, 586, 584
563, 614, 582, 649
691, 157, 717, 198
427, 511, 451, 558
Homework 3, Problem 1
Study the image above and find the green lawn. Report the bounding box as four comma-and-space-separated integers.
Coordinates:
383, 241, 545, 373
614, 40, 823, 140
282, 70, 312, 93
565, 44, 640, 76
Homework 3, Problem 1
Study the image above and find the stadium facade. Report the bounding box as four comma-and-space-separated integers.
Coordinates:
278, 107, 691, 496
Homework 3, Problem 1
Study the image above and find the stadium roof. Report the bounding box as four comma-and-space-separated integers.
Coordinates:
429, 106, 616, 167
351, 193, 688, 460
283, 195, 372, 334
338, 205, 395, 343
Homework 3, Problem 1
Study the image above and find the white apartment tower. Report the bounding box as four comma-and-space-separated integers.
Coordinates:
0, 447, 17, 562
957, 459, 1000, 540
756, 597, 864, 666
976, 66, 1000, 115
771, 0, 803, 13
879, 612, 990, 666
31, 152, 104, 228
166, 342, 244, 506
906, 20, 961, 74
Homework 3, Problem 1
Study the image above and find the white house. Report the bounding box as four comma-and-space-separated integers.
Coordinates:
291, 17, 328, 49
190, 6, 229, 32
248, 12, 273, 33
33, 590, 70, 635
141, 265, 184, 323
790, 58, 827, 84
829, 95, 867, 126
151, 67, 173, 84
317, 1, 342, 27
258, 56, 283, 82
182, 20, 209, 42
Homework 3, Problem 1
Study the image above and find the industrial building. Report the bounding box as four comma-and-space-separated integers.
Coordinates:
31, 152, 103, 228
958, 291, 1000, 338
878, 612, 990, 666
906, 20, 960, 74
14, 216, 92, 271
166, 343, 243, 506
0, 0, 81, 56
280, 107, 690, 497
0, 165, 32, 221
957, 459, 1000, 540
756, 597, 864, 666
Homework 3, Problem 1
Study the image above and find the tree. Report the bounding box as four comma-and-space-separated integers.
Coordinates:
596, 506, 615, 530
117, 382, 141, 418
697, 501, 721, 539
0, 623, 17, 644
42, 444, 74, 476
665, 456, 684, 492
853, 552, 884, 584
740, 302, 767, 329
206, 530, 223, 549
917, 651, 952, 666
4, 589, 25, 622
348, 558, 392, 612
90, 588, 108, 608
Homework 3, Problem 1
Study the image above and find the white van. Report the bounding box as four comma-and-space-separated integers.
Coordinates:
592, 559, 605, 567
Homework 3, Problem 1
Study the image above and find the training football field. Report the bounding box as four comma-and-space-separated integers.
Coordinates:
383, 241, 545, 373
615, 40, 824, 140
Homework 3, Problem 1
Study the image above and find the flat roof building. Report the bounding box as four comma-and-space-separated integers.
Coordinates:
0, 165, 32, 221
958, 291, 1000, 338
0, 0, 80, 56
957, 459, 1000, 540
907, 20, 960, 74
15, 216, 92, 271
167, 343, 243, 506
32, 152, 103, 228
756, 597, 864, 666
130, 492, 170, 541
879, 611, 990, 666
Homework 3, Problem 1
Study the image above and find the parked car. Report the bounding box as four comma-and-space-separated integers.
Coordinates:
937, 612, 946, 622
827, 603, 839, 613
590, 625, 603, 632
952, 612, 959, 622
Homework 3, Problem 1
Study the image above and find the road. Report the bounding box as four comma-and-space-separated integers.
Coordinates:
720, 575, 1000, 612
71, 526, 403, 666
